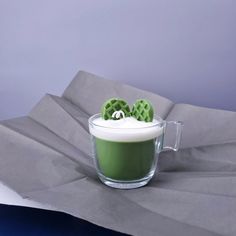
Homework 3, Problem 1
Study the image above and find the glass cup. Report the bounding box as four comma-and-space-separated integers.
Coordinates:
88, 114, 183, 189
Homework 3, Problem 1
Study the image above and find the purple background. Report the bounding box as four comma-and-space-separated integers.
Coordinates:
0, 0, 236, 120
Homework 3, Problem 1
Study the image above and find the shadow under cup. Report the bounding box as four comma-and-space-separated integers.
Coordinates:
89, 114, 167, 189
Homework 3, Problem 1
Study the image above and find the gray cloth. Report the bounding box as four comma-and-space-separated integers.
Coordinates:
0, 71, 236, 236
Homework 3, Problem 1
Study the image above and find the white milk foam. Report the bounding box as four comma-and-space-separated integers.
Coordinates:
89, 117, 164, 142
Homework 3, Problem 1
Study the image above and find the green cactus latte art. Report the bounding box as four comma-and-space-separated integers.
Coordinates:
89, 98, 166, 189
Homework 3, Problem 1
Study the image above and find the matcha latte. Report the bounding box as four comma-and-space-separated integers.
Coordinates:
88, 98, 183, 189
89, 114, 164, 189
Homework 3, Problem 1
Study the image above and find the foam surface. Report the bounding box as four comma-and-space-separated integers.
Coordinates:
89, 117, 164, 142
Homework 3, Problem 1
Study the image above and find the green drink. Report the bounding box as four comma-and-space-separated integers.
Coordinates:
88, 98, 183, 189
94, 138, 156, 180
89, 114, 166, 189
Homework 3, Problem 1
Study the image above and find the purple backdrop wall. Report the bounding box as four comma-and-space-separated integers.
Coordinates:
0, 0, 236, 120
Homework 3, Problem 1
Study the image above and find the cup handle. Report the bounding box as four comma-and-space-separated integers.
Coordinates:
162, 121, 183, 151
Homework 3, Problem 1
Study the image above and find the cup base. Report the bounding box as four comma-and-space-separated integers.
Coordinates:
98, 172, 154, 189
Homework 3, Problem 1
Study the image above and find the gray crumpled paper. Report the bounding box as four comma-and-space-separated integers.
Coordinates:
0, 71, 236, 236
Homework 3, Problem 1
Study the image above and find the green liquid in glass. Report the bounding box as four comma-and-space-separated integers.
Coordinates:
95, 138, 156, 181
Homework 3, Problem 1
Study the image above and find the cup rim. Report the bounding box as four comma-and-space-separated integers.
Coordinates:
88, 113, 165, 130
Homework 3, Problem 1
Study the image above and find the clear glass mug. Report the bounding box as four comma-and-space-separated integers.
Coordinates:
88, 114, 183, 189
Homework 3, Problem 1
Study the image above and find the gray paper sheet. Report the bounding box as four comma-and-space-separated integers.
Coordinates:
0, 71, 236, 236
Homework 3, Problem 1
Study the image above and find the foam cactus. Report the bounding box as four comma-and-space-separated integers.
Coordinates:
131, 99, 154, 122
101, 98, 130, 120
